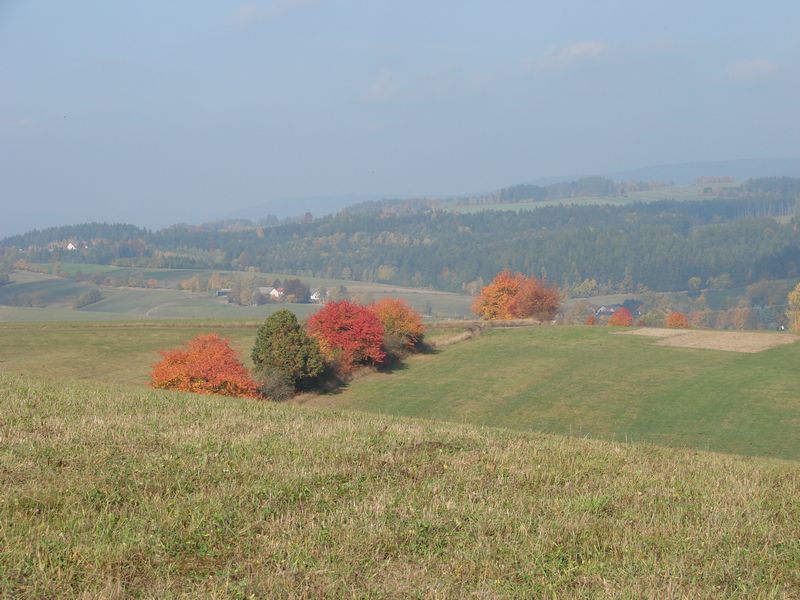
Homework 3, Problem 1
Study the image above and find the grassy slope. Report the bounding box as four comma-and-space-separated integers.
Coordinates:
0, 322, 261, 386
1, 374, 798, 598
2, 323, 799, 460
320, 327, 800, 461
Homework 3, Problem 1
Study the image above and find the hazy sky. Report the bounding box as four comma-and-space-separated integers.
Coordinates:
2, 0, 799, 236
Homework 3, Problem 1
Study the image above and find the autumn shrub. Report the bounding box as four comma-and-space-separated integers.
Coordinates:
608, 307, 633, 326
473, 269, 560, 320
151, 333, 259, 398
306, 300, 386, 374
251, 309, 323, 389
585, 314, 597, 325
640, 310, 664, 328
666, 311, 689, 329
254, 366, 294, 402
369, 298, 425, 352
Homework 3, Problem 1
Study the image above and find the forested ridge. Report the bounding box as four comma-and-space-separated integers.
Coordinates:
3, 180, 799, 294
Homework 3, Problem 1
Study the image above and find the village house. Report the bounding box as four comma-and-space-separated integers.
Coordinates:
594, 304, 622, 319
595, 300, 643, 319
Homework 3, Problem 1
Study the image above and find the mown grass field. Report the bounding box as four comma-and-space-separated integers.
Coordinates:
1, 373, 798, 597
315, 326, 800, 461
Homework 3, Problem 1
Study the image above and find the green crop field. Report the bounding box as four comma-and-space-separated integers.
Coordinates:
1, 373, 798, 597
311, 326, 800, 461
3, 267, 473, 321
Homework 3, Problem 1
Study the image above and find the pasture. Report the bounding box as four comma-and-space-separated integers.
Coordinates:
2, 322, 799, 460
1, 373, 798, 597
312, 326, 800, 461
0, 321, 260, 386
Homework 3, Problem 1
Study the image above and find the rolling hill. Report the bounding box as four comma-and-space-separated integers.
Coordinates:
1, 373, 798, 597
308, 326, 800, 460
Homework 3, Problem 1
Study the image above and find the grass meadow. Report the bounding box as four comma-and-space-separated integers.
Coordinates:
1, 373, 798, 597
313, 326, 800, 461
0, 321, 261, 386
2, 322, 799, 461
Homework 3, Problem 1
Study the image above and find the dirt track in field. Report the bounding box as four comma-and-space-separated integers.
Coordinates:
617, 328, 799, 353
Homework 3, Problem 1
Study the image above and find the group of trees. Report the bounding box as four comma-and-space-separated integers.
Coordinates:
5, 184, 800, 295
455, 176, 621, 208
472, 270, 560, 321
151, 299, 426, 400
73, 289, 102, 309
149, 275, 800, 402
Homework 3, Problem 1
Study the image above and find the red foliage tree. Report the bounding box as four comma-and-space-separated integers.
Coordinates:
473, 270, 560, 321
369, 298, 425, 350
608, 307, 633, 326
585, 314, 597, 325
151, 333, 259, 398
508, 276, 561, 320
665, 311, 689, 329
306, 300, 386, 373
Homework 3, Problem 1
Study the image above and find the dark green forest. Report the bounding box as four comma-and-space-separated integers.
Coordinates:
3, 179, 799, 294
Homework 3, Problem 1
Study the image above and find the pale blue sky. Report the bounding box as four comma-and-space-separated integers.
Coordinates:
2, 1, 799, 236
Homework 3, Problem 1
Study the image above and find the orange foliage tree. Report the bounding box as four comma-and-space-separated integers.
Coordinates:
585, 314, 597, 325
472, 269, 523, 319
608, 307, 633, 326
473, 269, 559, 320
151, 333, 259, 398
369, 298, 425, 351
666, 311, 688, 328
689, 310, 711, 328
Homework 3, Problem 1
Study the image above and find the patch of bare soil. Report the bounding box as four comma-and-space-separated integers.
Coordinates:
618, 327, 687, 338
617, 328, 799, 353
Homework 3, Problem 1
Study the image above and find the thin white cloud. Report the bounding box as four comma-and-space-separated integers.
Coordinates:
724, 59, 778, 82
537, 40, 608, 70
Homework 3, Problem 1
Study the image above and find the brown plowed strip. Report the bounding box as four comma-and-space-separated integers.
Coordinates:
616, 328, 799, 353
